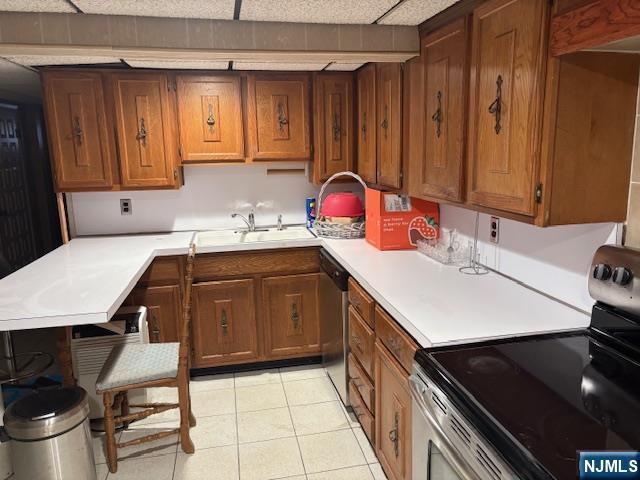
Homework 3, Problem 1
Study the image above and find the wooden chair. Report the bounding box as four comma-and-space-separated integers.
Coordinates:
96, 244, 197, 474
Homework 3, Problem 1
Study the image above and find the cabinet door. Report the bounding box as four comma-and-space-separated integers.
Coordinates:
111, 72, 178, 188
357, 64, 377, 184
192, 279, 258, 367
467, 0, 548, 215
419, 18, 468, 202
375, 342, 412, 480
313, 73, 354, 182
376, 64, 403, 189
132, 285, 181, 344
263, 273, 320, 358
42, 71, 114, 190
176, 75, 244, 163
248, 75, 310, 160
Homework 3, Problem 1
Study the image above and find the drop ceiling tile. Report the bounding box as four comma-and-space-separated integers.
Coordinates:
124, 59, 230, 70
4, 55, 119, 66
0, 0, 76, 13
240, 0, 398, 24
73, 0, 235, 19
378, 0, 460, 25
325, 62, 365, 71
233, 62, 328, 71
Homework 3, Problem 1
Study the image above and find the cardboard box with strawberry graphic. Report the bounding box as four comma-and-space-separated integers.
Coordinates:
365, 189, 439, 251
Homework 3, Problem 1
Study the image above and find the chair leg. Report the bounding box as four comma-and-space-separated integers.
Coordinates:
120, 391, 130, 429
187, 382, 196, 427
103, 392, 118, 474
177, 374, 194, 454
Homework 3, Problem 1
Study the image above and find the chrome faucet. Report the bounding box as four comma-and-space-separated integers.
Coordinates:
277, 214, 284, 231
231, 212, 256, 232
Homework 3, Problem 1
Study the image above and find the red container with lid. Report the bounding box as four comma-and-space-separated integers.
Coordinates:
320, 192, 364, 218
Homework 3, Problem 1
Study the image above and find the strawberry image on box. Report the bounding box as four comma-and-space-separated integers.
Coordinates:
408, 216, 439, 246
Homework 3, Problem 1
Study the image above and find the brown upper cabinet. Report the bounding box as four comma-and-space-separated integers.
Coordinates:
356, 64, 403, 190
357, 64, 378, 184
413, 0, 639, 226
312, 73, 355, 183
247, 74, 311, 161
42, 71, 115, 191
467, 0, 548, 217
413, 17, 468, 203
176, 75, 245, 163
376, 64, 403, 190
110, 72, 179, 188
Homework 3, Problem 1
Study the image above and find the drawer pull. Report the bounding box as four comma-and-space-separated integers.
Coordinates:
72, 116, 83, 143
431, 90, 442, 138
136, 117, 148, 145
388, 412, 400, 458
220, 309, 228, 335
352, 333, 364, 353
277, 102, 288, 131
291, 303, 300, 330
387, 336, 403, 359
206, 103, 216, 131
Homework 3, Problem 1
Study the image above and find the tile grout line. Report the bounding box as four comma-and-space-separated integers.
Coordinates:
281, 376, 308, 478
233, 373, 241, 480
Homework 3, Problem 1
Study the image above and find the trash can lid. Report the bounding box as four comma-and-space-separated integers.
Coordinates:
4, 386, 89, 440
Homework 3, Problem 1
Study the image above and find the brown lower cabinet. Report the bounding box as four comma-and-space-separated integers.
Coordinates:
262, 273, 321, 358
192, 279, 259, 367
375, 341, 412, 480
132, 285, 182, 344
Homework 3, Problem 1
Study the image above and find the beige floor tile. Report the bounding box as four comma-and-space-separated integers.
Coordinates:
132, 388, 181, 425
369, 463, 388, 480
290, 401, 349, 435
95, 462, 109, 480
110, 453, 175, 480
187, 413, 237, 448
190, 373, 235, 392
174, 445, 238, 480
191, 388, 236, 417
118, 426, 178, 461
236, 383, 287, 412
298, 430, 366, 474
284, 377, 338, 406
308, 465, 374, 480
352, 427, 377, 463
234, 368, 282, 387
280, 364, 327, 382
239, 437, 305, 480
237, 407, 295, 443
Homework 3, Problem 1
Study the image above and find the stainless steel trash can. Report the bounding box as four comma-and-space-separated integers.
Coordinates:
4, 386, 96, 480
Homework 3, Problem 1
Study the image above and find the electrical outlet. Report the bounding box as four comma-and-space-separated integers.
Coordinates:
120, 199, 132, 215
489, 216, 499, 244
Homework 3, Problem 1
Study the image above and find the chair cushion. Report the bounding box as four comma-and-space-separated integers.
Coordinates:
96, 343, 179, 392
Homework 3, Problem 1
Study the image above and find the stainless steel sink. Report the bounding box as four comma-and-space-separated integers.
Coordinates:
195, 226, 316, 247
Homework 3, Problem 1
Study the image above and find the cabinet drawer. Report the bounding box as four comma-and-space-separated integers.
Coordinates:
375, 305, 417, 374
348, 305, 375, 379
349, 380, 375, 444
348, 278, 375, 329
194, 248, 319, 280
348, 353, 375, 414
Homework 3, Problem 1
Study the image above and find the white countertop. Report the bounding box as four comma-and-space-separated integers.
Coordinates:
0, 232, 590, 348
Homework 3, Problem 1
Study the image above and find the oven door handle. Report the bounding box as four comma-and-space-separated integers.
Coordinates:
409, 375, 481, 480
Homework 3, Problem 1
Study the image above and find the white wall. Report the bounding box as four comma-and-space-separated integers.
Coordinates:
439, 204, 619, 313
69, 164, 617, 313
69, 163, 359, 236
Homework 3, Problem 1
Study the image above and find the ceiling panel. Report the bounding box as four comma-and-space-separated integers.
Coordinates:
233, 62, 328, 71
5, 55, 120, 66
378, 0, 460, 25
0, 0, 76, 13
124, 59, 230, 69
325, 62, 365, 71
240, 0, 397, 24
73, 0, 235, 19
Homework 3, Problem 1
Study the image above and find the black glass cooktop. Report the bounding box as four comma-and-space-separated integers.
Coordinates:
416, 305, 640, 480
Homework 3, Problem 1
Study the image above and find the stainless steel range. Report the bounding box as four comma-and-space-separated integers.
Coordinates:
410, 244, 640, 480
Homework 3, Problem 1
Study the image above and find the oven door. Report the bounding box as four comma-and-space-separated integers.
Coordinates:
410, 374, 480, 480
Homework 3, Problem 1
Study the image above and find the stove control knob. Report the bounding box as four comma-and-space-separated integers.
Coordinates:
612, 267, 633, 286
592, 264, 612, 281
